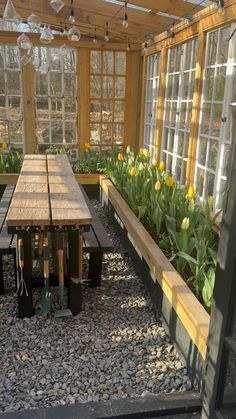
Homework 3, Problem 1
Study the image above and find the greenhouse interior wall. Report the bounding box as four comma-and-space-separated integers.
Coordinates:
0, 0, 235, 213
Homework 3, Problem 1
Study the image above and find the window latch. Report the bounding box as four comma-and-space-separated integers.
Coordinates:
221, 117, 227, 123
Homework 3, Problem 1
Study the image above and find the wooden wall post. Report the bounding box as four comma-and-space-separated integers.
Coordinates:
124, 51, 141, 152
21, 54, 37, 154
78, 48, 90, 158
186, 26, 206, 186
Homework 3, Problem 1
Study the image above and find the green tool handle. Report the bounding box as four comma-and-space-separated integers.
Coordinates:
58, 249, 64, 286
43, 234, 49, 280
18, 239, 24, 269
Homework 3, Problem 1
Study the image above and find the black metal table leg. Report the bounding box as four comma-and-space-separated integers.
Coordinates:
88, 251, 103, 287
17, 232, 34, 318
68, 229, 82, 315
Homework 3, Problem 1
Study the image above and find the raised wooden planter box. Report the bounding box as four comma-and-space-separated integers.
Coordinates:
99, 175, 210, 388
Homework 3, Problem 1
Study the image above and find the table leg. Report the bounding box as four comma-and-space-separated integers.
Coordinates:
17, 232, 34, 318
68, 229, 82, 315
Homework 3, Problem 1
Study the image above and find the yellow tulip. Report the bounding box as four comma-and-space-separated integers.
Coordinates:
138, 162, 144, 172
118, 153, 124, 161
143, 148, 150, 158
208, 196, 214, 207
129, 167, 136, 177
181, 217, 190, 230
84, 142, 91, 151
159, 160, 165, 172
138, 148, 144, 156
2, 142, 7, 151
155, 180, 161, 191
152, 157, 158, 167
187, 186, 195, 200
165, 175, 174, 187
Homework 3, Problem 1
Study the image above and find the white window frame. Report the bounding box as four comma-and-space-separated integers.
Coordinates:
194, 23, 236, 210
143, 53, 161, 158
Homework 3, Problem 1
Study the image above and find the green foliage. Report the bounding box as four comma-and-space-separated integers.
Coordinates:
0, 145, 23, 173
99, 146, 219, 312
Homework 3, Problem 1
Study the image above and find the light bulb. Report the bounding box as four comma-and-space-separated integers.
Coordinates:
17, 33, 32, 51
27, 13, 40, 30
50, 0, 65, 13
216, 0, 225, 15
104, 30, 109, 42
40, 26, 54, 44
93, 34, 98, 44
67, 26, 81, 42
123, 13, 128, 28
126, 42, 131, 52
69, 8, 75, 23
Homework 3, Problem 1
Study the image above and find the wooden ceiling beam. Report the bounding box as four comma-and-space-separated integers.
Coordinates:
127, 0, 204, 18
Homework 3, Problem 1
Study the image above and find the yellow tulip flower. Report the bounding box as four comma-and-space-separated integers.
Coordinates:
143, 148, 150, 158
159, 160, 165, 172
118, 153, 124, 161
138, 148, 144, 156
2, 142, 7, 151
84, 142, 91, 151
181, 217, 190, 230
165, 175, 174, 187
187, 186, 195, 200
155, 180, 161, 191
208, 196, 214, 207
129, 167, 136, 177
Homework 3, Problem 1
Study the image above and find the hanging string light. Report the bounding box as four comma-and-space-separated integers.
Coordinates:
93, 28, 98, 44
216, 0, 225, 15
122, 2, 128, 28
69, 0, 75, 23
50, 0, 64, 13
104, 22, 109, 42
126, 39, 131, 52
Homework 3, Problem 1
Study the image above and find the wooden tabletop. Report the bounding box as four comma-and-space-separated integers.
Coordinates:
6, 154, 92, 229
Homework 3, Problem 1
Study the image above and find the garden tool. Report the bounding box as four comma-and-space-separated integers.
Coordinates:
55, 248, 72, 317
17, 238, 28, 296
70, 229, 91, 286
40, 234, 52, 315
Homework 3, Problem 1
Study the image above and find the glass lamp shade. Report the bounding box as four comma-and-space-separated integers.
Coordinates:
3, 0, 21, 22
50, 0, 64, 13
27, 13, 40, 30
17, 33, 32, 51
40, 26, 54, 44
67, 26, 81, 42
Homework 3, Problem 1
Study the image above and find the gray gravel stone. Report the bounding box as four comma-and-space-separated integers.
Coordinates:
0, 200, 193, 413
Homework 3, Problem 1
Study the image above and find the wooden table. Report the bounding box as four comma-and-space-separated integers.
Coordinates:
6, 154, 92, 318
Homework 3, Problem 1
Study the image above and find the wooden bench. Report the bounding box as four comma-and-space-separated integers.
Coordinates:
0, 185, 17, 295
81, 186, 113, 287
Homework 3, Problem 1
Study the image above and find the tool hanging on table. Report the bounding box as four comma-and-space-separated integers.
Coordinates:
40, 233, 52, 315
55, 248, 72, 318
16, 238, 28, 296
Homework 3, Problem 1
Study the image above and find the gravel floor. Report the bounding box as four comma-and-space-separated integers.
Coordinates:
0, 200, 192, 413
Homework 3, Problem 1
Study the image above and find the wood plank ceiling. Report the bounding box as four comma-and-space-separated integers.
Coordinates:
0, 0, 216, 44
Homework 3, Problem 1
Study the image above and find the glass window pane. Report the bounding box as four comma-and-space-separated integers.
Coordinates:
37, 121, 50, 144
196, 167, 205, 197
90, 123, 100, 144
51, 98, 62, 115
198, 137, 207, 166
64, 73, 76, 96
102, 123, 112, 145
8, 96, 21, 118
215, 67, 226, 101
201, 103, 211, 136
209, 140, 218, 171
36, 97, 49, 119
103, 51, 113, 74
102, 101, 112, 122
0, 72, 5, 94
7, 71, 20, 95
51, 120, 63, 143
9, 121, 22, 143
218, 26, 231, 64
114, 123, 124, 145
0, 96, 6, 118
115, 52, 126, 75
207, 31, 218, 66
114, 101, 124, 122
91, 51, 101, 73
211, 104, 222, 137
65, 98, 76, 116
50, 73, 62, 95
36, 72, 48, 95
0, 121, 9, 142
90, 75, 101, 98
115, 77, 125, 99
64, 122, 76, 143
90, 100, 101, 122
103, 76, 113, 98
206, 68, 215, 101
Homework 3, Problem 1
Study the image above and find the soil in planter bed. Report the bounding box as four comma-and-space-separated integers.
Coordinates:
0, 200, 194, 413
